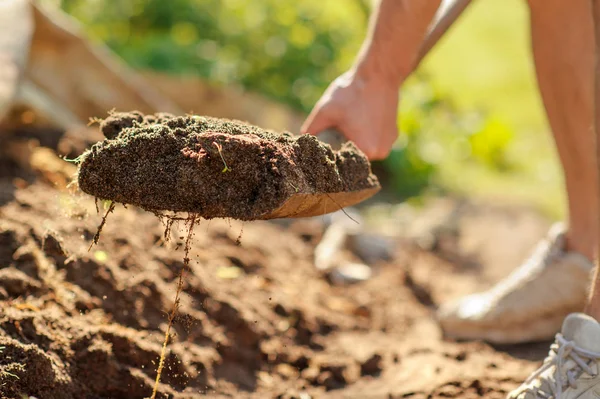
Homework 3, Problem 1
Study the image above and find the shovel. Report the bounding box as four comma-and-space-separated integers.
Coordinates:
258, 173, 381, 219
76, 0, 471, 221
78, 0, 472, 221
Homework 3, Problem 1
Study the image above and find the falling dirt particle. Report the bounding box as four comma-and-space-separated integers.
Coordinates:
236, 224, 244, 245
360, 354, 383, 376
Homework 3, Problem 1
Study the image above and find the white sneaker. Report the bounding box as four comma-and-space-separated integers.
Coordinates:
508, 313, 600, 399
437, 224, 593, 344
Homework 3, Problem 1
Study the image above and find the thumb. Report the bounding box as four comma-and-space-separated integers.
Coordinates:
301, 105, 336, 136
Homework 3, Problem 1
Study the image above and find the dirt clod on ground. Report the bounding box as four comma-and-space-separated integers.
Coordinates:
78, 112, 379, 220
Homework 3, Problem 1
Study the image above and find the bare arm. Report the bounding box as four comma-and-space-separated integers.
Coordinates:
302, 0, 442, 159
353, 0, 442, 85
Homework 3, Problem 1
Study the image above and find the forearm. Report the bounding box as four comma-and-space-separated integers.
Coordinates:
353, 0, 442, 86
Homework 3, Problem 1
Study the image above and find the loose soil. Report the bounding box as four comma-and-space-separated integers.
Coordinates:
77, 112, 379, 220
0, 129, 553, 399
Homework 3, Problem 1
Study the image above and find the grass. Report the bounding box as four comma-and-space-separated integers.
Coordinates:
414, 0, 565, 219
213, 142, 232, 173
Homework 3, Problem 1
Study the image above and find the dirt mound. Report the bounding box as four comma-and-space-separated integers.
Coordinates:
77, 112, 379, 220
0, 126, 556, 398
0, 176, 553, 399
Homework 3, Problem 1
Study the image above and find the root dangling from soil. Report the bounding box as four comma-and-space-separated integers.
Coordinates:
151, 213, 198, 399
89, 201, 116, 250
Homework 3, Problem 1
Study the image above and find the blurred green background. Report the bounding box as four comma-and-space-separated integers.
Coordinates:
50, 0, 563, 218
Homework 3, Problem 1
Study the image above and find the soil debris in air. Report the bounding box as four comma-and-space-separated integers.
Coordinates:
77, 111, 379, 221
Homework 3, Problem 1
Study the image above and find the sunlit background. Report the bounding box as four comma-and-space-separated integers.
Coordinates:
47, 0, 563, 218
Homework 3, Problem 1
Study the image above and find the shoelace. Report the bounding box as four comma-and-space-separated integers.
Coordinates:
516, 334, 600, 398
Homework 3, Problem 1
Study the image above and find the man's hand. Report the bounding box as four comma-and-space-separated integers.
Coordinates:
301, 70, 399, 160
302, 0, 441, 160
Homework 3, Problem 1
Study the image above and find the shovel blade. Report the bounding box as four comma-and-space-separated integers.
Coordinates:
258, 186, 380, 220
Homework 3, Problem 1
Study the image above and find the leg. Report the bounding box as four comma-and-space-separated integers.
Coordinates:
529, 0, 597, 262
510, 8, 600, 398
437, 0, 596, 344
586, 0, 600, 319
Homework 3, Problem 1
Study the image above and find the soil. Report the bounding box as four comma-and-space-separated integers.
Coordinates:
77, 112, 379, 220
0, 127, 553, 399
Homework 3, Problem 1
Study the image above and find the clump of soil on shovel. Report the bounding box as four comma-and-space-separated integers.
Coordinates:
77, 111, 379, 221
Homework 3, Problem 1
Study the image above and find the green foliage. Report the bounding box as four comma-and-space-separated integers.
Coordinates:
57, 0, 368, 113
379, 76, 516, 199
468, 117, 514, 171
